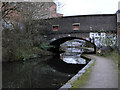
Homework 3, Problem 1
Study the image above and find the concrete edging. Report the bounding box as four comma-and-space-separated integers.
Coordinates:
59, 59, 95, 90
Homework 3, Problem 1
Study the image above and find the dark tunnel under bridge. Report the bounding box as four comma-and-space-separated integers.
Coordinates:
48, 36, 96, 54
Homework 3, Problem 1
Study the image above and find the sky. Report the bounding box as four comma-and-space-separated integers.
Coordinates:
55, 0, 120, 16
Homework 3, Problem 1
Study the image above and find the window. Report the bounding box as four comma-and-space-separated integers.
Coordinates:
52, 25, 59, 31
72, 23, 80, 30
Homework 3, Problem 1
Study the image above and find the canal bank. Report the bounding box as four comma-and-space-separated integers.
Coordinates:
60, 55, 118, 89
59, 56, 95, 89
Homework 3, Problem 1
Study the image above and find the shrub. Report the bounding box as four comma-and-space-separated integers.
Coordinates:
2, 27, 52, 62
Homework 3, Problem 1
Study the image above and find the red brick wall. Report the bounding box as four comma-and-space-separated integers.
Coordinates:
50, 4, 63, 18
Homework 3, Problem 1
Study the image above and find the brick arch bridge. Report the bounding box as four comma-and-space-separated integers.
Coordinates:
33, 14, 117, 52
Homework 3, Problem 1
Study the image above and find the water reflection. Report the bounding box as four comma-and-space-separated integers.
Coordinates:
47, 54, 86, 74
2, 57, 75, 88
2, 53, 89, 88
60, 47, 86, 64
2, 40, 92, 88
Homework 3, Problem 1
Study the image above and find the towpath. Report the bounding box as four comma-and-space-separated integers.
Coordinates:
82, 55, 118, 88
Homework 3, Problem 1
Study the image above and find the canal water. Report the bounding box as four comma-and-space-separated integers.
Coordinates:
2, 47, 90, 88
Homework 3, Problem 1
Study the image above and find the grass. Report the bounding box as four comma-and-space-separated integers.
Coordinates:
69, 56, 96, 89
98, 49, 120, 67
101, 49, 120, 89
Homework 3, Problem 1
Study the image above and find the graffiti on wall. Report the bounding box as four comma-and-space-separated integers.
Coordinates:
90, 32, 116, 47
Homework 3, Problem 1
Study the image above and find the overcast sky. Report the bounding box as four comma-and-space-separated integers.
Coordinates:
55, 0, 120, 16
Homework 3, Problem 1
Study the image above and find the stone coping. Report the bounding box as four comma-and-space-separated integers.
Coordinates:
59, 59, 95, 90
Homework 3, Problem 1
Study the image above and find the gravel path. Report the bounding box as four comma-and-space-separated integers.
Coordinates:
82, 55, 118, 88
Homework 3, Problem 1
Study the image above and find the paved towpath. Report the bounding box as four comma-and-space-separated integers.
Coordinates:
82, 55, 118, 88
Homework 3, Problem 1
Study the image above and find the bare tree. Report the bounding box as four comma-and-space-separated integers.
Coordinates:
2, 1, 60, 61
1, 2, 28, 30
53, 0, 65, 13
1, 1, 60, 29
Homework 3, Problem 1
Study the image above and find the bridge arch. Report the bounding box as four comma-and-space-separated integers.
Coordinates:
49, 36, 96, 54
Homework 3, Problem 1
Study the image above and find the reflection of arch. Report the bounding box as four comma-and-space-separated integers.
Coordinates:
49, 36, 96, 54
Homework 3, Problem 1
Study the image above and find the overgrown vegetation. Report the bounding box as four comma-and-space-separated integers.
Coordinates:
101, 49, 120, 68
2, 27, 53, 62
2, 17, 53, 62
